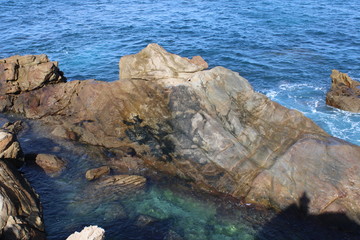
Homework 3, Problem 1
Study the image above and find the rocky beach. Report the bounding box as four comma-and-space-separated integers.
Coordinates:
0, 44, 359, 239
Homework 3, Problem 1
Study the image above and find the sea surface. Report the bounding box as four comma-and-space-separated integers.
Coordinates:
1, 0, 360, 239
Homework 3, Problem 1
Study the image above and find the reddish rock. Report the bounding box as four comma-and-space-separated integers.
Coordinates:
0, 54, 65, 95
326, 69, 360, 112
0, 45, 360, 224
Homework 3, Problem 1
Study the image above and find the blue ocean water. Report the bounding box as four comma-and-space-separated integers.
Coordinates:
1, 1, 360, 239
1, 0, 359, 144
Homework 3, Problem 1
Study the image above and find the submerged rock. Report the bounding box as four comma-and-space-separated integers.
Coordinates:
326, 69, 360, 112
135, 214, 159, 227
163, 230, 184, 240
66, 225, 105, 240
85, 166, 111, 181
35, 153, 66, 176
0, 45, 360, 225
95, 175, 147, 192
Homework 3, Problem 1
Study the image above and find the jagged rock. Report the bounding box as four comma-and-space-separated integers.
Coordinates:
326, 70, 360, 112
119, 43, 207, 80
85, 166, 111, 181
35, 153, 66, 176
0, 45, 360, 224
2, 121, 24, 135
66, 225, 105, 240
0, 54, 65, 95
0, 128, 23, 167
0, 160, 45, 239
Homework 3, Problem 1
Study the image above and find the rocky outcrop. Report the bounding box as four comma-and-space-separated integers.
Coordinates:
326, 70, 360, 112
35, 153, 66, 176
66, 225, 105, 240
0, 128, 45, 239
0, 54, 65, 96
0, 45, 360, 224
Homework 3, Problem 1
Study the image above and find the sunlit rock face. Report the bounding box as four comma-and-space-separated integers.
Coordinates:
66, 225, 105, 240
0, 54, 65, 95
326, 69, 360, 113
0, 44, 360, 224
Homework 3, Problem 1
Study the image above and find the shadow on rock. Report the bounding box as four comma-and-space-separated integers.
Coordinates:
255, 192, 360, 240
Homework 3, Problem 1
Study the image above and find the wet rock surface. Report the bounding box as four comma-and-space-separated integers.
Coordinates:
35, 153, 66, 176
0, 45, 360, 226
326, 69, 360, 112
85, 166, 111, 181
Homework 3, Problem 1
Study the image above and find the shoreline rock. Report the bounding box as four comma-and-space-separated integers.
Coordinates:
0, 126, 45, 240
326, 69, 360, 112
0, 45, 360, 225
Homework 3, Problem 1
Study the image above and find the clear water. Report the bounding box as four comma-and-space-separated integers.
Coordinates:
1, 0, 360, 239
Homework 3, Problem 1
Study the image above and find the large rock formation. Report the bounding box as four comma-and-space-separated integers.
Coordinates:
0, 128, 45, 239
0, 44, 360, 225
326, 69, 360, 112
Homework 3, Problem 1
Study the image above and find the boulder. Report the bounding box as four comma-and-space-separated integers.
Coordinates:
85, 166, 111, 181
326, 70, 360, 112
0, 45, 360, 224
66, 225, 105, 240
0, 54, 65, 95
35, 153, 66, 176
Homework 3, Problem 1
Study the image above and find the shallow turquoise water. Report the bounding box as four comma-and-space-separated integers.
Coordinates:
1, 1, 360, 239
10, 117, 358, 240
